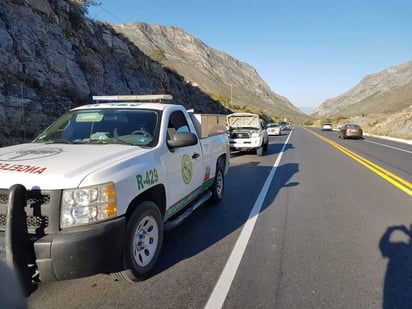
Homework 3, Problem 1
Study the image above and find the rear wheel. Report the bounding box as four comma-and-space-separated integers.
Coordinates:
210, 161, 225, 204
111, 201, 163, 282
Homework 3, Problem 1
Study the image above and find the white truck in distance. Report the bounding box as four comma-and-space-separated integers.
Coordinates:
227, 112, 269, 156
0, 95, 229, 286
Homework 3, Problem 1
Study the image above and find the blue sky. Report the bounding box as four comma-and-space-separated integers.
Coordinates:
88, 0, 412, 111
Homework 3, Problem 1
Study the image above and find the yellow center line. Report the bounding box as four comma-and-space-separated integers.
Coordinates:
305, 128, 412, 196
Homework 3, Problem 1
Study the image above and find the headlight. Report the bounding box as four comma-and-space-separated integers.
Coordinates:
251, 132, 260, 138
61, 182, 117, 228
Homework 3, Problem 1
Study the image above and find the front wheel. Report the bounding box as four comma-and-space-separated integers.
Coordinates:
112, 201, 163, 282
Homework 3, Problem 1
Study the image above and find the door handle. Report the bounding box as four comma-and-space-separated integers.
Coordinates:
192, 153, 200, 159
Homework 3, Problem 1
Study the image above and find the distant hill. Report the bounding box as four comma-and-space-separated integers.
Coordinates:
298, 106, 315, 115
312, 61, 412, 139
112, 22, 306, 123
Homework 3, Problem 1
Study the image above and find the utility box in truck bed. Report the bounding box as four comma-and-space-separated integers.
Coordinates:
189, 113, 227, 138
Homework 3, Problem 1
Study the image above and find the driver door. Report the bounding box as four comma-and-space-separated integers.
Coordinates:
163, 110, 203, 212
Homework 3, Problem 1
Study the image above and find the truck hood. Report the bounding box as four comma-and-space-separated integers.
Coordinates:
0, 143, 145, 190
227, 113, 260, 129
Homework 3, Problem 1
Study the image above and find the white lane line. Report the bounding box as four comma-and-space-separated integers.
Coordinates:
205, 131, 293, 309
364, 139, 412, 154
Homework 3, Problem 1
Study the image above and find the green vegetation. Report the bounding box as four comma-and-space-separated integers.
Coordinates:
303, 118, 315, 126
210, 93, 230, 105
71, 0, 101, 14
150, 49, 167, 62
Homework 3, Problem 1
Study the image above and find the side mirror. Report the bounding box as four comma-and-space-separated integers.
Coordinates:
167, 132, 198, 149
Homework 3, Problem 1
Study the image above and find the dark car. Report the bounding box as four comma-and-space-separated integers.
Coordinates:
279, 121, 288, 130
338, 123, 363, 139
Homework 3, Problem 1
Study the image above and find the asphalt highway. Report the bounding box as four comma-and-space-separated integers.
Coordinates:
27, 127, 412, 308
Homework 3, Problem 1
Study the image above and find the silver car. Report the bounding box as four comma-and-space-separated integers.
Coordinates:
321, 123, 333, 131
266, 123, 281, 136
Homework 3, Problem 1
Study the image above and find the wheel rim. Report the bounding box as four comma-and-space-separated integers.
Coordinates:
215, 170, 223, 198
133, 215, 159, 267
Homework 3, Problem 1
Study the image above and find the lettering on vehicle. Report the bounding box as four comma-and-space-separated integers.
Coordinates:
136, 168, 159, 190
181, 154, 193, 185
0, 163, 47, 174
0, 147, 63, 161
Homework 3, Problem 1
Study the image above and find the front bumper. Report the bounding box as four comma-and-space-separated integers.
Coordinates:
1, 186, 126, 281
34, 217, 125, 281
0, 185, 126, 281
1, 217, 125, 281
229, 138, 262, 150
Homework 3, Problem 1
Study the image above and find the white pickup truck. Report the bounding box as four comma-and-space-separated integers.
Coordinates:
0, 95, 229, 286
227, 112, 269, 156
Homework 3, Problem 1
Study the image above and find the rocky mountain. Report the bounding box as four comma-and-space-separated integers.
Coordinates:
312, 61, 412, 139
111, 22, 306, 122
0, 0, 306, 147
0, 0, 224, 147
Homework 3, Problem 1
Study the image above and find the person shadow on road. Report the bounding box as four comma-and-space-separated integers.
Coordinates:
380, 225, 412, 308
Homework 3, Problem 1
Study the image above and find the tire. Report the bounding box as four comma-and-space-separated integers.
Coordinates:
111, 201, 163, 282
210, 161, 225, 204
263, 140, 268, 151
257, 146, 263, 156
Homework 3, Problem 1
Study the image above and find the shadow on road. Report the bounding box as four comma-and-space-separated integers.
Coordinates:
154, 145, 299, 277
379, 225, 412, 308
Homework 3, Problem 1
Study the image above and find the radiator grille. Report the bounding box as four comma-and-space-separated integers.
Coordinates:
0, 189, 60, 234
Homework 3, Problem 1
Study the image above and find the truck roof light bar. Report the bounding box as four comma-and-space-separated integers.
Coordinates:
92, 94, 173, 103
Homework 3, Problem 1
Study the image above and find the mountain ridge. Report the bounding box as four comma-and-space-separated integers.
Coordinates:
111, 22, 306, 122
313, 61, 412, 117
0, 0, 228, 146
312, 61, 412, 139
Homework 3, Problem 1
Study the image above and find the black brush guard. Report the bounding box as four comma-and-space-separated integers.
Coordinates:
5, 184, 32, 295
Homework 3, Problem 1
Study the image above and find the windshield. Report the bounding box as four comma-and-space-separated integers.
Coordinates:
33, 108, 161, 147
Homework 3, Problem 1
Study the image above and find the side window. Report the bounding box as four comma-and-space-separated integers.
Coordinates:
167, 111, 190, 140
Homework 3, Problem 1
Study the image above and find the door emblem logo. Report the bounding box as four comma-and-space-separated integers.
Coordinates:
181, 154, 193, 184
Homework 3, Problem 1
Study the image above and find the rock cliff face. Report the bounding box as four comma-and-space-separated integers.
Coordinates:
0, 0, 227, 146
112, 23, 306, 122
